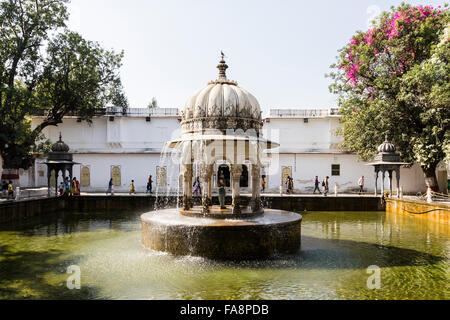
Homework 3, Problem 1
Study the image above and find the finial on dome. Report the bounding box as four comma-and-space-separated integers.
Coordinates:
217, 51, 228, 80
51, 133, 70, 153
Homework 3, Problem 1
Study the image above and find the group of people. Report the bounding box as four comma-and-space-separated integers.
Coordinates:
313, 176, 330, 196
106, 175, 154, 195
59, 177, 80, 197
285, 176, 294, 194
105, 174, 366, 196
1, 181, 15, 199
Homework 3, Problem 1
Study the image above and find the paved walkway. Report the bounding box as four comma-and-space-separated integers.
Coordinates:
2, 189, 449, 205
0, 190, 381, 203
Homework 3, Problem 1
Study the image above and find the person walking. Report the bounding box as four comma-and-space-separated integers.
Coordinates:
76, 178, 80, 195
193, 177, 201, 196
59, 181, 64, 196
146, 175, 153, 194
7, 181, 14, 200
261, 177, 266, 193
129, 180, 136, 195
71, 178, 79, 196
64, 177, 71, 196
218, 177, 226, 209
289, 177, 294, 194
313, 176, 322, 194
323, 176, 330, 197
358, 176, 365, 195
107, 178, 113, 195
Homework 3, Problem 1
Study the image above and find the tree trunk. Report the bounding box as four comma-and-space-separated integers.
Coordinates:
422, 164, 440, 192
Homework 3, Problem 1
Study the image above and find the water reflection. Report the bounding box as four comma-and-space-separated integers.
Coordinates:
0, 210, 448, 300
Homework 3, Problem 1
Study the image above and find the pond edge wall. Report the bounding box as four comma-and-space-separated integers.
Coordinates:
0, 195, 384, 224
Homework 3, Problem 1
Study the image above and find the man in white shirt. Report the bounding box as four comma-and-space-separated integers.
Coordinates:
358, 176, 365, 195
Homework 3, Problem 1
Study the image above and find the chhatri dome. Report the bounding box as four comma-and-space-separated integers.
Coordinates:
51, 133, 70, 153
182, 55, 262, 134
378, 136, 397, 154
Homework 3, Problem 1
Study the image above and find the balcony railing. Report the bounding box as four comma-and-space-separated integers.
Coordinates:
31, 107, 180, 117
106, 107, 180, 117
269, 109, 340, 118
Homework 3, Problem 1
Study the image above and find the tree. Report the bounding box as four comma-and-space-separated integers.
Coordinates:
147, 97, 158, 109
33, 30, 124, 134
109, 80, 129, 112
0, 0, 69, 170
0, 0, 127, 171
329, 4, 449, 191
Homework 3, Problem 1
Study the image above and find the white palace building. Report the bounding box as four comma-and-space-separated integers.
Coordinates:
7, 106, 447, 195
3, 59, 449, 195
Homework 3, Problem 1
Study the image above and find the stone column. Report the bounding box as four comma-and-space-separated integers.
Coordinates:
69, 166, 73, 196
200, 163, 213, 214
374, 170, 379, 196
395, 167, 401, 198
207, 164, 214, 207
181, 164, 193, 211
381, 170, 385, 196
62, 169, 67, 196
250, 164, 261, 212
388, 170, 394, 197
47, 169, 52, 197
55, 169, 59, 197
231, 164, 243, 214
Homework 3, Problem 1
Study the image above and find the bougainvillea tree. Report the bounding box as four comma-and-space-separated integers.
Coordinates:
329, 4, 449, 191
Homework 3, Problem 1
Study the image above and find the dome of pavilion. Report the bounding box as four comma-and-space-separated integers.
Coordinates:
377, 136, 396, 153
51, 133, 70, 153
181, 57, 262, 133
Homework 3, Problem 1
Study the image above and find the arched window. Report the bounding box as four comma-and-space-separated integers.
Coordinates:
240, 165, 249, 188
111, 166, 121, 187
157, 167, 167, 187
282, 167, 292, 186
218, 165, 231, 187
80, 166, 91, 187
50, 170, 56, 187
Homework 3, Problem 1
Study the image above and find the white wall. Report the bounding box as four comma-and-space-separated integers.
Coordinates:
263, 153, 427, 194
15, 110, 434, 194
263, 117, 342, 152
29, 112, 182, 192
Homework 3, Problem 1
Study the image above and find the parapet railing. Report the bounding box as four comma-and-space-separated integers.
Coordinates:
269, 109, 340, 118
106, 107, 180, 117
31, 107, 181, 118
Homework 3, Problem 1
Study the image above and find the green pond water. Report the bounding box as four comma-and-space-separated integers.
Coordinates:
0, 209, 448, 300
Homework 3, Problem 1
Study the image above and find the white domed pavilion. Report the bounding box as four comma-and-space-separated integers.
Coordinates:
170, 56, 278, 214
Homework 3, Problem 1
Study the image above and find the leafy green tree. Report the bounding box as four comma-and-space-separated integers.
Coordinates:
33, 31, 124, 134
147, 97, 158, 109
0, 0, 68, 169
110, 80, 129, 113
0, 0, 127, 170
329, 4, 449, 191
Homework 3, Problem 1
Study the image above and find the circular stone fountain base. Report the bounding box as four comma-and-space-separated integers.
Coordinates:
141, 209, 302, 260
180, 205, 264, 220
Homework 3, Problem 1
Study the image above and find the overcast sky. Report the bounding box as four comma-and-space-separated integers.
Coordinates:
67, 0, 447, 114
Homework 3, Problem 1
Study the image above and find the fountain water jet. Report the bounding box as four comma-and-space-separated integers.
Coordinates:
141, 56, 302, 260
